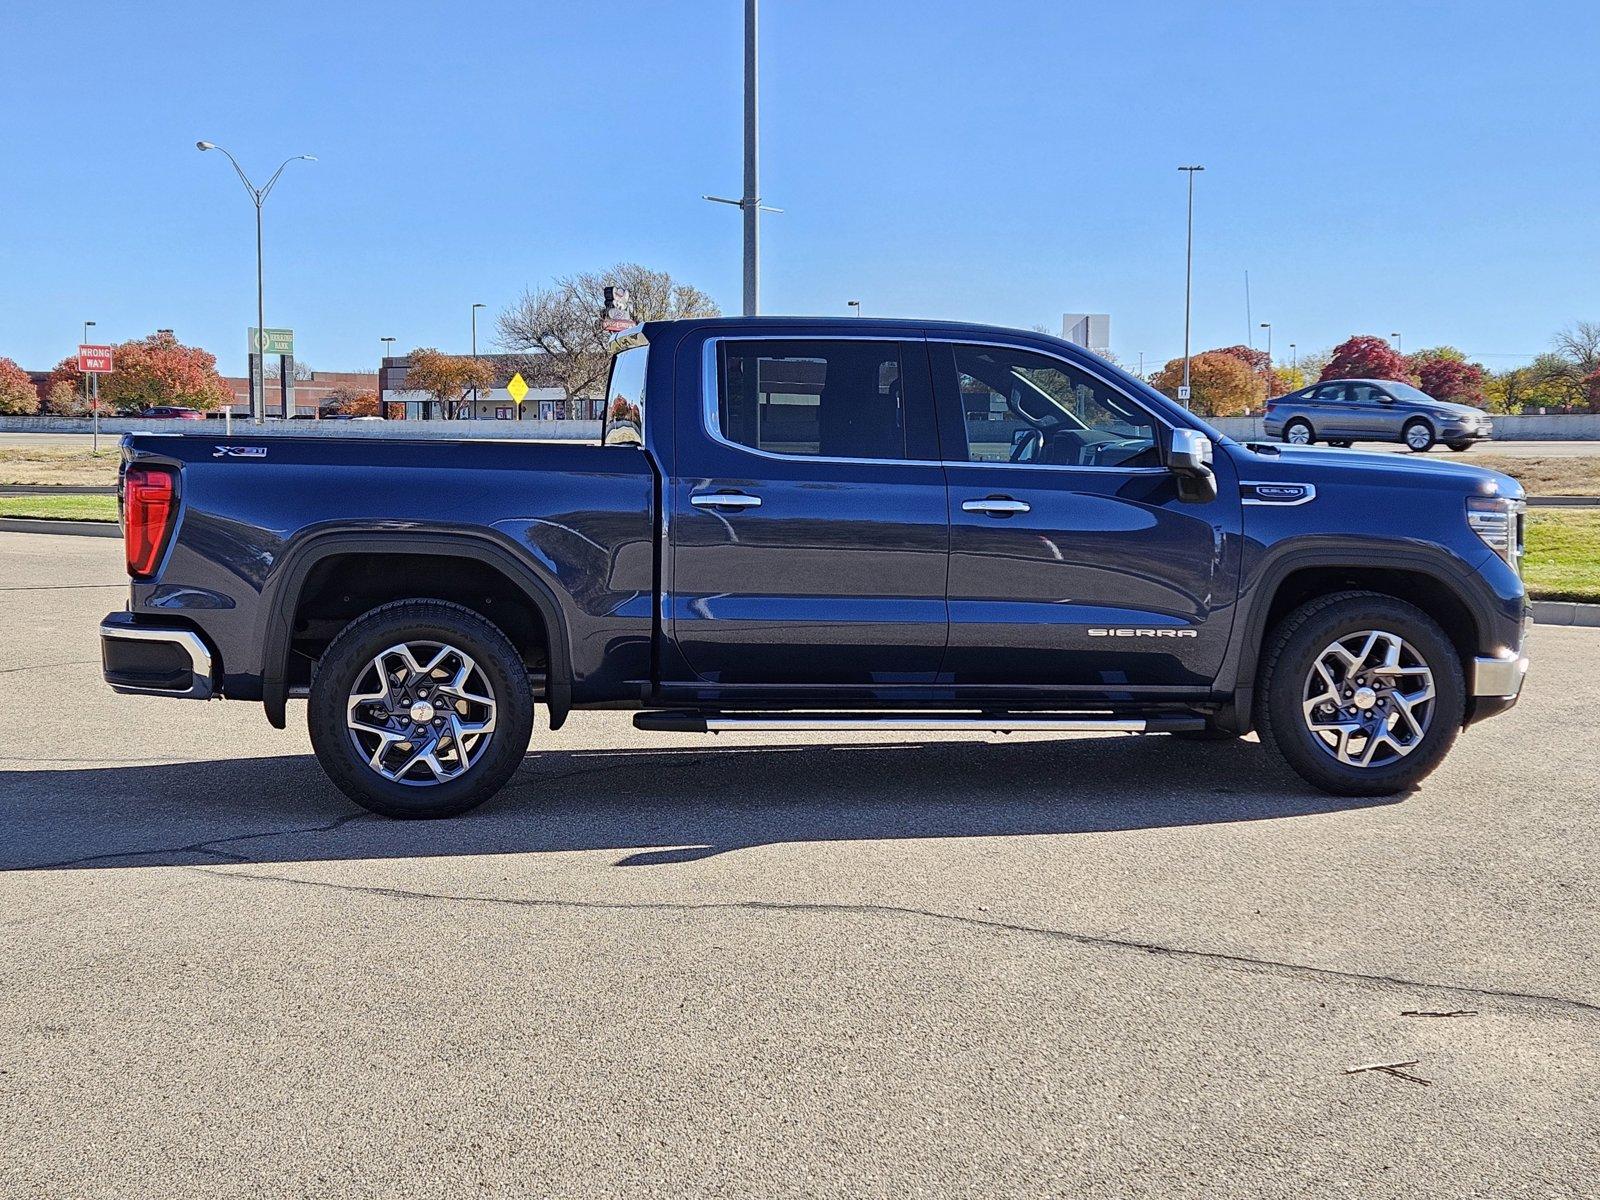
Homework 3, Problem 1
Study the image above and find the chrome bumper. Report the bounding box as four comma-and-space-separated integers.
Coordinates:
100, 618, 215, 700
1471, 652, 1528, 699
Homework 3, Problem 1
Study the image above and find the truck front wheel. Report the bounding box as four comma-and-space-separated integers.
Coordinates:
308, 600, 534, 818
1255, 592, 1464, 797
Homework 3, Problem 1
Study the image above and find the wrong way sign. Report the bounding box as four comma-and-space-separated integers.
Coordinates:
78, 345, 114, 373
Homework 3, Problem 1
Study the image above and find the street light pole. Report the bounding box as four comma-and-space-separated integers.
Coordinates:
847, 300, 861, 317
1260, 322, 1272, 366
1289, 343, 1297, 374
80, 320, 95, 410
1178, 166, 1204, 400
196, 141, 316, 425
380, 337, 396, 419
471, 303, 486, 420
702, 0, 780, 316
1391, 331, 1402, 355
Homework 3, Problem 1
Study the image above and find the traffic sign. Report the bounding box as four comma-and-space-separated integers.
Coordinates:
248, 327, 295, 355
78, 345, 114, 373
506, 372, 529, 406
1177, 385, 1192, 402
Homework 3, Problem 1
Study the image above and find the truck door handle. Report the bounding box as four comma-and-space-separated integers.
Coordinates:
691, 491, 762, 510
962, 496, 1030, 516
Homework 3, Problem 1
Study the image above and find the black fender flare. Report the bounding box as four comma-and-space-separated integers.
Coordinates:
1215, 539, 1499, 732
258, 528, 574, 731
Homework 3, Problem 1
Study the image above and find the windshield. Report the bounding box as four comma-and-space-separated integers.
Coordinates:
1382, 380, 1445, 405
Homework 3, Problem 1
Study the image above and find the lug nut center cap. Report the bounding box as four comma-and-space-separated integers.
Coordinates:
409, 700, 436, 723
1352, 686, 1378, 711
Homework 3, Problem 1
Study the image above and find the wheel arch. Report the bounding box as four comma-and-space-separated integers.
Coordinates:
259, 530, 574, 731
1217, 543, 1495, 733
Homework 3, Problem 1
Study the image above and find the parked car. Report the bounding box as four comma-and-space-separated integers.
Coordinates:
139, 406, 205, 420
1264, 379, 1492, 452
101, 317, 1529, 818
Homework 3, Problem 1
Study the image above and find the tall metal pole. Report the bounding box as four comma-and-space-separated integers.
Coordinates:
471, 303, 485, 420
254, 201, 265, 424
197, 142, 315, 425
1260, 322, 1272, 365
1179, 166, 1204, 397
742, 0, 759, 316
81, 320, 95, 412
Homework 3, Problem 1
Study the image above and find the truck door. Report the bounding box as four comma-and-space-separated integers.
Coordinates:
668, 335, 949, 687
932, 340, 1237, 689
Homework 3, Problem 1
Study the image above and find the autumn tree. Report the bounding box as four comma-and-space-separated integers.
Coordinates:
46, 331, 230, 412
1151, 351, 1260, 417
0, 357, 40, 415
403, 348, 495, 419
1406, 346, 1486, 405
497, 262, 719, 401
321, 387, 380, 418
1319, 335, 1412, 384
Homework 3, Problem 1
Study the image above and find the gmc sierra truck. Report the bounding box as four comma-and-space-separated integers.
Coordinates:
101, 317, 1530, 818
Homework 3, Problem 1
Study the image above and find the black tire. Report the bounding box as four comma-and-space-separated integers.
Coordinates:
1447, 441, 1472, 452
1255, 591, 1465, 797
1403, 420, 1436, 452
308, 599, 534, 819
1327, 439, 1354, 449
1282, 419, 1315, 446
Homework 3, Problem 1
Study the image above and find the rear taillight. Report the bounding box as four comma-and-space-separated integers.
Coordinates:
124, 467, 178, 579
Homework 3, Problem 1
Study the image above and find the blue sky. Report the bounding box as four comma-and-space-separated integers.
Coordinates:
3, 0, 1596, 376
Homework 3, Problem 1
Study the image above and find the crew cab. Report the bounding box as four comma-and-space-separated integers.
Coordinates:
101, 317, 1530, 818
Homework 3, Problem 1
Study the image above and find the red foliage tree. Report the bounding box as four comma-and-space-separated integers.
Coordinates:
48, 331, 229, 413
0, 356, 41, 415
1211, 344, 1271, 374
1318, 336, 1412, 383
1582, 367, 1600, 415
1408, 350, 1486, 405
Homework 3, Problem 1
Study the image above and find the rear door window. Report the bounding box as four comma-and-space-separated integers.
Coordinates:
716, 340, 910, 461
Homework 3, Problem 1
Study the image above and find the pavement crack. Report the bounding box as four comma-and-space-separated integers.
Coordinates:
186, 867, 1600, 1021
0, 659, 99, 675
18, 811, 371, 871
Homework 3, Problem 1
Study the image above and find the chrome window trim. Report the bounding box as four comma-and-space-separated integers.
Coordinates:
698, 333, 1178, 475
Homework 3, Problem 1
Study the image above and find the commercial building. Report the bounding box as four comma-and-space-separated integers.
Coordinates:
218, 370, 378, 418
378, 354, 603, 422
1062, 313, 1111, 357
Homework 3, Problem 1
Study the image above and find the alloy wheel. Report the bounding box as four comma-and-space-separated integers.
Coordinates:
1286, 424, 1311, 445
1301, 629, 1435, 768
345, 640, 497, 785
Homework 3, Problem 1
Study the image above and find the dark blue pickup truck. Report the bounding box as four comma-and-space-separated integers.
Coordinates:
101, 317, 1530, 817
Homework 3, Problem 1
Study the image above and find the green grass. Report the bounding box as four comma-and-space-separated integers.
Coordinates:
1524, 509, 1600, 604
0, 494, 119, 521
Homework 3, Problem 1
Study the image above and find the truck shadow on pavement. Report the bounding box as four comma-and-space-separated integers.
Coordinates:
5, 734, 1401, 872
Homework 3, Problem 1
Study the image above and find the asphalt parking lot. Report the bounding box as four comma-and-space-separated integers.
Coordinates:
3, 530, 1597, 1199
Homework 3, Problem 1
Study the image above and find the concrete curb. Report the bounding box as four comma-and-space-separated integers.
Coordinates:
4, 518, 1598, 627
1529, 601, 1600, 628
0, 517, 120, 539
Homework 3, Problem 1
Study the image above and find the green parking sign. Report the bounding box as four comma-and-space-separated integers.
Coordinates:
249, 327, 295, 355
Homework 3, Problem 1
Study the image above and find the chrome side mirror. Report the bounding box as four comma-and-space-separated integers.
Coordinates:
1167, 428, 1217, 503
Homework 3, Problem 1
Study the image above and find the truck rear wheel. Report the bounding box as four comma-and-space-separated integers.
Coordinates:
1255, 592, 1464, 797
308, 600, 534, 819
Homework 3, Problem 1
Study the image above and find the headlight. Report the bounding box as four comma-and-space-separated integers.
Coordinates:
1466, 495, 1524, 572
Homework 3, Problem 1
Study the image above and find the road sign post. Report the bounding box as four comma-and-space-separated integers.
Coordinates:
78, 345, 114, 452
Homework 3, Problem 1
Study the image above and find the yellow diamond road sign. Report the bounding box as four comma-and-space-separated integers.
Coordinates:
506, 372, 529, 405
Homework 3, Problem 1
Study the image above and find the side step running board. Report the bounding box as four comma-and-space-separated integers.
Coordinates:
633, 712, 1206, 734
